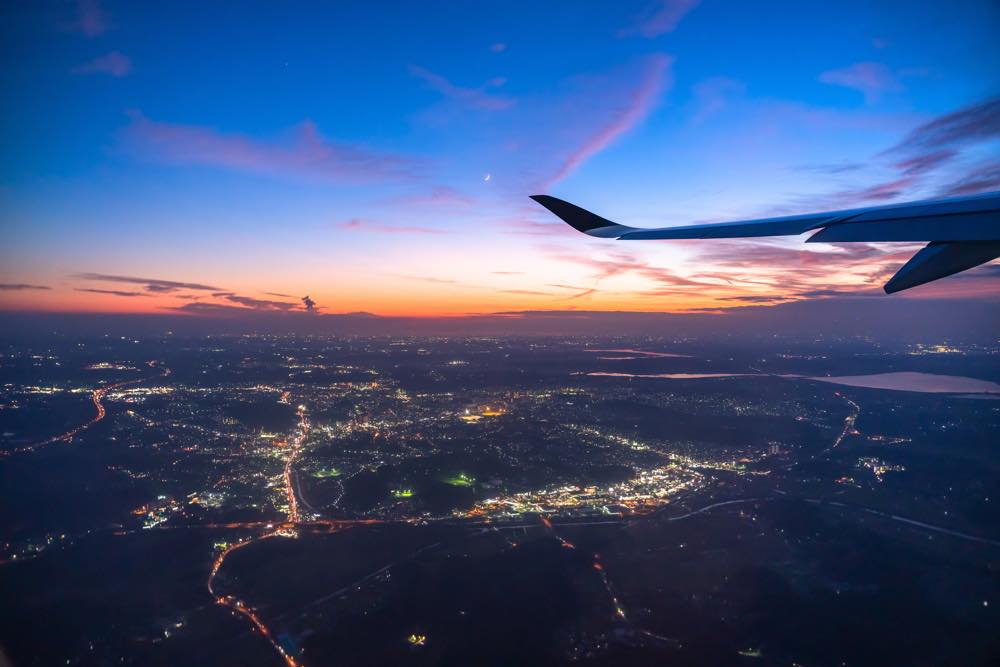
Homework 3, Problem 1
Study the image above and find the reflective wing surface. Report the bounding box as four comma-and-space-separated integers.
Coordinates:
530, 192, 1000, 293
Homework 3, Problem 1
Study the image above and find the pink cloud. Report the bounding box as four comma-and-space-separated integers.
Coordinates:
819, 62, 903, 103
386, 274, 463, 285
408, 65, 514, 111
894, 149, 956, 175
828, 176, 919, 205
122, 112, 416, 183
939, 160, 1000, 196
73, 0, 107, 37
73, 51, 131, 77
691, 76, 745, 124
785, 97, 1000, 211
337, 218, 449, 235
549, 248, 716, 291
490, 43, 507, 53
501, 214, 580, 238
386, 186, 475, 209
543, 54, 673, 188
688, 241, 927, 298
501, 289, 553, 296
884, 96, 1000, 155
219, 294, 300, 311
620, 0, 701, 38
782, 175, 922, 213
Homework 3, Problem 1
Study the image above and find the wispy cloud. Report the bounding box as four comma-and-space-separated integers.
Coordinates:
502, 217, 569, 238
408, 65, 514, 111
70, 276, 310, 311
691, 77, 745, 124
122, 112, 417, 184
73, 51, 131, 77
795, 161, 866, 175
170, 302, 267, 316
939, 159, 1000, 196
0, 283, 51, 291
76, 287, 148, 297
338, 218, 449, 235
501, 289, 554, 296
690, 240, 921, 297
819, 62, 903, 103
74, 273, 222, 293
883, 96, 1000, 155
800, 176, 920, 210
560, 287, 598, 301
543, 54, 673, 189
72, 0, 107, 37
166, 298, 323, 315
619, 0, 700, 38
549, 248, 719, 297
385, 186, 475, 210
894, 149, 957, 176
219, 294, 299, 311
387, 273, 461, 285
539, 235, 938, 307
786, 96, 1000, 210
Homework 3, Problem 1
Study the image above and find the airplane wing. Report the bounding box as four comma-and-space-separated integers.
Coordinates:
529, 192, 1000, 293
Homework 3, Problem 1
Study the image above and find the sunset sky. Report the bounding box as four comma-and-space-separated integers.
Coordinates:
2, 0, 999, 317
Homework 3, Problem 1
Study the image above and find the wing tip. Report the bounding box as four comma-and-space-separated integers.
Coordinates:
529, 194, 623, 235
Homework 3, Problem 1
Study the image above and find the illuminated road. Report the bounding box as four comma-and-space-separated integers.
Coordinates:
284, 405, 310, 524
203, 517, 385, 666
205, 402, 316, 667
279, 539, 443, 621
662, 498, 765, 522
14, 361, 170, 455
536, 513, 680, 647
824, 392, 861, 454
207, 534, 300, 667
803, 498, 1000, 547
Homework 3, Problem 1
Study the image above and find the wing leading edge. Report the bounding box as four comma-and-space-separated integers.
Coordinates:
529, 192, 1000, 293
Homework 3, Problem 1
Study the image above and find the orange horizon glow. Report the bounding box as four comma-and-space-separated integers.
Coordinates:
3, 260, 998, 319
6, 235, 1000, 317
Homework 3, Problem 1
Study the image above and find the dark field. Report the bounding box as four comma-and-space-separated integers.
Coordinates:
1, 335, 998, 666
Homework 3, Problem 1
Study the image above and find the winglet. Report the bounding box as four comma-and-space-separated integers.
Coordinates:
884, 241, 1000, 293
530, 195, 634, 238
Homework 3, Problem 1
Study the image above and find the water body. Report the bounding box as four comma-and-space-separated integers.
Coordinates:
585, 371, 1000, 394
584, 348, 691, 359
809, 372, 1000, 394
587, 372, 750, 380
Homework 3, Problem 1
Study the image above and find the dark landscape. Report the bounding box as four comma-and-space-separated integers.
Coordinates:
2, 333, 998, 666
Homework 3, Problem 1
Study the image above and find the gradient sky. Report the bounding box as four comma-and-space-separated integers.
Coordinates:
2, 0, 999, 317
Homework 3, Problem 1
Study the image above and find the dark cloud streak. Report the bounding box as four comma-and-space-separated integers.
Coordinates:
76, 287, 148, 297
75, 273, 222, 293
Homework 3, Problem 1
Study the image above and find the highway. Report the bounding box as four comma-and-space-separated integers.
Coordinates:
206, 403, 313, 667
13, 361, 171, 455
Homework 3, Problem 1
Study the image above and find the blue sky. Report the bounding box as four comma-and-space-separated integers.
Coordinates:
2, 0, 999, 315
